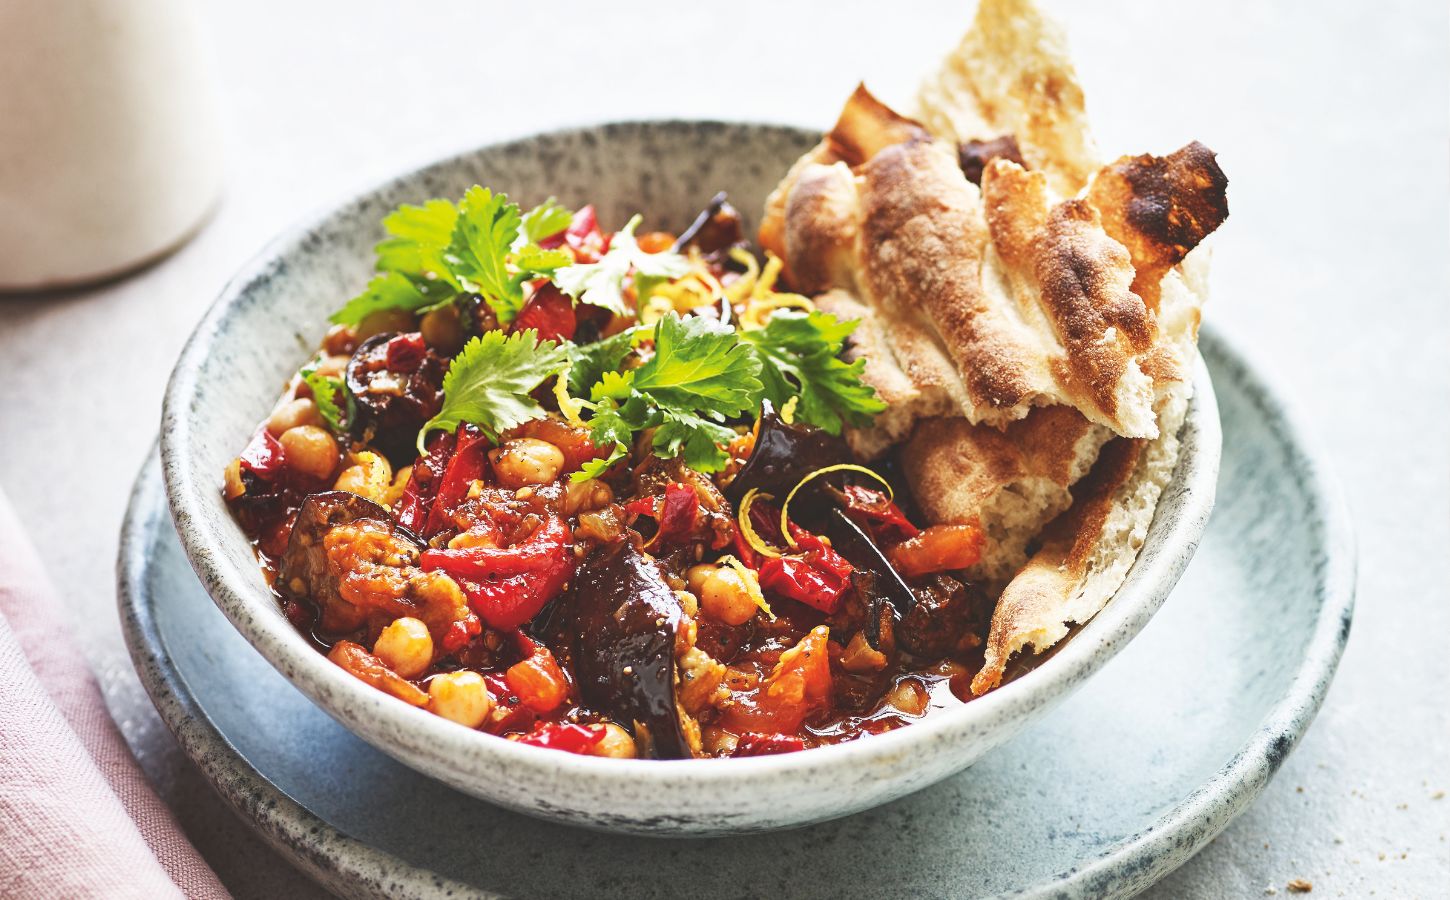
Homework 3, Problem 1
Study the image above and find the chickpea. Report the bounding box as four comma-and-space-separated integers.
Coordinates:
491, 438, 565, 489
267, 397, 321, 436
428, 671, 493, 728
279, 425, 339, 480
355, 307, 416, 341
562, 478, 614, 516
333, 452, 394, 503
419, 305, 466, 354
311, 354, 350, 379
373, 617, 433, 679
687, 564, 757, 626
592, 723, 637, 759
886, 677, 929, 716
322, 324, 357, 356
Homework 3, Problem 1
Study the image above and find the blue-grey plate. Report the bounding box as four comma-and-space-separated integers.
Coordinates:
119, 328, 1354, 899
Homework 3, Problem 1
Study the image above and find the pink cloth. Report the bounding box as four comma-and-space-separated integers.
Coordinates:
0, 488, 230, 900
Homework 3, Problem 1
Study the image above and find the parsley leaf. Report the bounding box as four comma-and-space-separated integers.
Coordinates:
419, 329, 570, 452
739, 309, 885, 435
553, 215, 690, 317
582, 313, 762, 473
299, 359, 354, 435
520, 198, 573, 243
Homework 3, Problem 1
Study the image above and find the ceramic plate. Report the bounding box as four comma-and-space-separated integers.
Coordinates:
120, 329, 1354, 899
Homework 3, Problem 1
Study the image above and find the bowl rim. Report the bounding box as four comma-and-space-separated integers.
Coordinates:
160, 118, 1222, 792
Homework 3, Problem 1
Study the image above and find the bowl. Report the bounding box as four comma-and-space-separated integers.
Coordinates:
161, 120, 1221, 836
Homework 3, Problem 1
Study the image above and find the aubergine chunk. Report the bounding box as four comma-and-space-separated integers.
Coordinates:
723, 400, 849, 504
672, 192, 746, 257
557, 541, 693, 759
345, 332, 446, 456
278, 491, 468, 642
897, 574, 984, 659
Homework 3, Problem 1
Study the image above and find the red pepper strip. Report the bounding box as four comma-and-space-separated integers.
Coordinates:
439, 613, 482, 655
626, 483, 700, 549
758, 555, 852, 614
423, 517, 575, 630
238, 427, 286, 480
420, 517, 571, 580
394, 430, 454, 533
422, 425, 490, 538
839, 484, 919, 541
384, 332, 428, 371
731, 733, 807, 757
511, 282, 577, 343
651, 482, 698, 547
730, 523, 759, 570
453, 552, 573, 630
516, 722, 606, 754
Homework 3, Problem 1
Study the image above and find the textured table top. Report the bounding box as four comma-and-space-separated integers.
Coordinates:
1, 1, 1445, 897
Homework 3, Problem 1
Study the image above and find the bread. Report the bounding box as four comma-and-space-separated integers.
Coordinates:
759, 0, 1227, 693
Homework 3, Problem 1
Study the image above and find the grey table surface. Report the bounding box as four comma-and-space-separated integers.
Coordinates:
1, 1, 1445, 897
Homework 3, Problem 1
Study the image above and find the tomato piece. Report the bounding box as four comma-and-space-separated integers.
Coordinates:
516, 722, 607, 754
238, 427, 286, 480
720, 626, 832, 734
512, 282, 577, 343
383, 332, 428, 371
887, 523, 986, 577
505, 643, 571, 713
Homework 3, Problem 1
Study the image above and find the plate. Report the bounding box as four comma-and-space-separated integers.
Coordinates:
119, 329, 1354, 899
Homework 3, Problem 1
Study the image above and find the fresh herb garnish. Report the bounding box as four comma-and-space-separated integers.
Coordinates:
299, 359, 354, 435
739, 310, 885, 435
446, 187, 559, 327
553, 215, 690, 317
566, 325, 643, 395
582, 313, 762, 475
418, 329, 570, 452
520, 198, 573, 244
333, 188, 577, 328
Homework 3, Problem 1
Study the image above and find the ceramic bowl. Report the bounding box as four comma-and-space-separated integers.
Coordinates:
161, 120, 1222, 836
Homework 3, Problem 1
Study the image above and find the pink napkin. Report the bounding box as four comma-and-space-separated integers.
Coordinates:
0, 488, 230, 900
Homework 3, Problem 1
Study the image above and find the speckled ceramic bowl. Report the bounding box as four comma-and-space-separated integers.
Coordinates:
161, 121, 1221, 836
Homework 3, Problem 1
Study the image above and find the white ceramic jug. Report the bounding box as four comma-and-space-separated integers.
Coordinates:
0, 0, 223, 290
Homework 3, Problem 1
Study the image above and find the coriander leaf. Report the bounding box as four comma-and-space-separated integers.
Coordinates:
572, 442, 627, 483
654, 409, 737, 471
567, 326, 642, 395
553, 215, 691, 317
446, 186, 528, 325
299, 360, 353, 435
375, 199, 459, 284
739, 309, 885, 434
330, 271, 451, 326
631, 312, 761, 416
578, 313, 762, 474
419, 329, 570, 451
520, 198, 573, 243
512, 243, 574, 273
